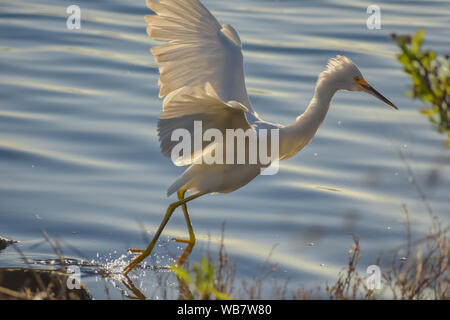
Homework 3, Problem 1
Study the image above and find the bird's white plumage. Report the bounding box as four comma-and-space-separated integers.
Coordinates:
146, 0, 394, 197
317, 55, 363, 90
160, 82, 248, 119
146, 0, 272, 196
158, 82, 252, 166
146, 0, 253, 111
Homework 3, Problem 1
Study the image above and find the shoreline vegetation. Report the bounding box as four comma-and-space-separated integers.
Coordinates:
170, 210, 448, 300
390, 29, 450, 147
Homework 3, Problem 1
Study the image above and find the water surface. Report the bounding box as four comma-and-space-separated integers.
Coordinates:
0, 0, 449, 299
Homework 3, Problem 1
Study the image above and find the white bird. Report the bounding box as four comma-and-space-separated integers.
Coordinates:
123, 0, 397, 276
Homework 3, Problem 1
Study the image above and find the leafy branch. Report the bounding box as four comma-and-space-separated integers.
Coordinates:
391, 29, 450, 146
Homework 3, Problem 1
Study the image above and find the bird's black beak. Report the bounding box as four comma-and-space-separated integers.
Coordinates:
355, 77, 398, 110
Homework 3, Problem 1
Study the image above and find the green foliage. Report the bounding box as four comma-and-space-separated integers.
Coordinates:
391, 29, 450, 146
170, 257, 233, 300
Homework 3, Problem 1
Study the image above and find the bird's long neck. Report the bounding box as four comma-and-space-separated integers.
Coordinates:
279, 75, 338, 160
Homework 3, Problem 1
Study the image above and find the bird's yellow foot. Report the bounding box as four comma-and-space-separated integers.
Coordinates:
124, 252, 147, 276
173, 238, 191, 244
128, 248, 145, 253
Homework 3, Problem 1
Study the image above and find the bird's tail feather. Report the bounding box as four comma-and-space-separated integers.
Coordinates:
167, 168, 195, 197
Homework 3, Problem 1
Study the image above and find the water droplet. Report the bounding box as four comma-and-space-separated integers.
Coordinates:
394, 172, 399, 176
387, 226, 391, 230
320, 263, 327, 267
337, 120, 342, 125
308, 242, 315, 246
314, 152, 318, 157
400, 257, 408, 261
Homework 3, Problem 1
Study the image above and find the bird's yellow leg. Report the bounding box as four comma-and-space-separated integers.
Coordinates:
174, 190, 196, 267
124, 203, 177, 276
174, 190, 195, 244
123, 192, 202, 276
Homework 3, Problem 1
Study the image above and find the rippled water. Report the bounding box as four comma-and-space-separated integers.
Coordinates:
1, 0, 449, 299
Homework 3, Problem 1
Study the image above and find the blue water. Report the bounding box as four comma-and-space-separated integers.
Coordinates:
0, 0, 449, 299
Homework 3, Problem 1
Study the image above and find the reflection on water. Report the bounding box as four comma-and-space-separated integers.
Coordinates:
0, 0, 449, 298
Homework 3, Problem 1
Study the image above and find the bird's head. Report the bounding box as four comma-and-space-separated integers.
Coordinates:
320, 55, 398, 110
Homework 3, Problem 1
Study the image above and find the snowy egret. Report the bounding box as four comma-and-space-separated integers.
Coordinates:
123, 0, 397, 276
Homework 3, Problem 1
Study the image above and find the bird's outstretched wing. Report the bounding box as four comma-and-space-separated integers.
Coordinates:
158, 82, 253, 165
146, 0, 254, 112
